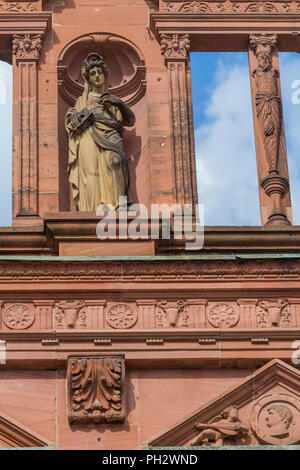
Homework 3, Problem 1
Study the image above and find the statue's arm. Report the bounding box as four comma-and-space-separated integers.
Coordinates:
66, 107, 94, 136
102, 94, 136, 127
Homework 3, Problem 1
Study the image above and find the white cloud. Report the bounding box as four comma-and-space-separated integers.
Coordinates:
195, 54, 300, 226
0, 60, 12, 227
195, 59, 260, 226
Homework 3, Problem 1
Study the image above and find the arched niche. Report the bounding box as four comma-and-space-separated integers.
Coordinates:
57, 33, 147, 211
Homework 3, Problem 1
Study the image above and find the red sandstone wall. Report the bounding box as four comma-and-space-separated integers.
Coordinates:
0, 368, 251, 449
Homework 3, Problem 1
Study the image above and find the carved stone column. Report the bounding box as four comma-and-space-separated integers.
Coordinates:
160, 33, 198, 209
248, 34, 292, 226
12, 33, 42, 219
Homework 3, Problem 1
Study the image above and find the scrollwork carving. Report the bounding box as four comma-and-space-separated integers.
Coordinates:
68, 355, 125, 424
179, 1, 212, 11
0, 1, 38, 12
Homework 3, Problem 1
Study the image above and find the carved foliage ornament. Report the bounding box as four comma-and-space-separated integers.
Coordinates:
0, 1, 38, 11
3, 304, 35, 330
12, 33, 42, 60
160, 33, 190, 60
207, 303, 239, 328
68, 356, 125, 424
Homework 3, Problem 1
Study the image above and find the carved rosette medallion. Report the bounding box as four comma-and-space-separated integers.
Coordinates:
68, 355, 125, 424
54, 301, 86, 329
3, 304, 35, 329
256, 299, 292, 328
155, 300, 189, 328
160, 33, 190, 60
106, 304, 137, 329
12, 33, 42, 61
250, 394, 300, 445
207, 303, 239, 328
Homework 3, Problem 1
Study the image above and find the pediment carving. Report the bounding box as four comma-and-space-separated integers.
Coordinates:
148, 359, 300, 447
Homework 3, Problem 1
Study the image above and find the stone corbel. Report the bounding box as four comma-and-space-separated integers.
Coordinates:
159, 33, 197, 209
68, 355, 125, 424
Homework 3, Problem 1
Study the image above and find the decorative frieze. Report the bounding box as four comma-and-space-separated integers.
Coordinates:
54, 301, 86, 329
105, 303, 137, 329
3, 304, 35, 330
155, 300, 189, 328
207, 303, 240, 328
161, 0, 300, 13
68, 355, 125, 424
256, 299, 292, 328
0, 1, 39, 12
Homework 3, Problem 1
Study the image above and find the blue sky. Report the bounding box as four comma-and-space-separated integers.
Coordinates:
0, 53, 300, 226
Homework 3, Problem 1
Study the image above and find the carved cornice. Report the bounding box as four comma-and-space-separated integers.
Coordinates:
160, 33, 190, 60
12, 33, 42, 61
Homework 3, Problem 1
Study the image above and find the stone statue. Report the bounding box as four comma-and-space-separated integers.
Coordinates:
186, 405, 249, 447
65, 53, 135, 211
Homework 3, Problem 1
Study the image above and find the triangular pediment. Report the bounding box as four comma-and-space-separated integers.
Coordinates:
148, 360, 300, 448
0, 411, 53, 448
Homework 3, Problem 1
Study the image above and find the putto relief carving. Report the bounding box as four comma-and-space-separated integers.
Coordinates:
54, 301, 87, 329
68, 355, 125, 424
155, 300, 189, 328
256, 299, 292, 328
3, 304, 35, 330
12, 33, 42, 60
185, 406, 249, 447
207, 303, 239, 328
160, 33, 190, 60
250, 394, 300, 445
105, 303, 137, 329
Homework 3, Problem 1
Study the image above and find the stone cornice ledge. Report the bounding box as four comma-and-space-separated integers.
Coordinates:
0, 12, 52, 35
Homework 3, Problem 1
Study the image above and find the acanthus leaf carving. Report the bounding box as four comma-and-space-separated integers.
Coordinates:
179, 1, 212, 12
160, 33, 190, 60
68, 355, 125, 424
12, 33, 42, 61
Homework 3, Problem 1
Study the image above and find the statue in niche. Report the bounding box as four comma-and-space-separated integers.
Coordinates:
65, 53, 135, 211
185, 405, 249, 447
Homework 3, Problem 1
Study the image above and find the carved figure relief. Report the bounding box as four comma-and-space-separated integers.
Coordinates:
3, 304, 35, 330
256, 299, 292, 328
160, 33, 190, 60
54, 301, 86, 329
250, 394, 300, 445
207, 303, 239, 328
65, 53, 135, 211
155, 300, 189, 328
185, 406, 249, 447
105, 303, 137, 329
68, 355, 125, 424
12, 33, 42, 60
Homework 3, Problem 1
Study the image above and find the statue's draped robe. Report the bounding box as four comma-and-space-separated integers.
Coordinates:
66, 92, 132, 211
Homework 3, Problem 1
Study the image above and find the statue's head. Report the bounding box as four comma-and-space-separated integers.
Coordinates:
221, 405, 239, 421
257, 50, 272, 72
81, 53, 109, 92
266, 404, 293, 431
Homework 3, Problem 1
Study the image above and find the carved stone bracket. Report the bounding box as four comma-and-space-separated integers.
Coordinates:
68, 355, 125, 424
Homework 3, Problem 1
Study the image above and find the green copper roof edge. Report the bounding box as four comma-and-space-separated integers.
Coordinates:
0, 254, 299, 261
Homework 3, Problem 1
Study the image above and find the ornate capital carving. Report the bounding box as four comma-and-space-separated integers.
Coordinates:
160, 33, 190, 60
249, 33, 278, 55
68, 355, 125, 424
12, 33, 42, 61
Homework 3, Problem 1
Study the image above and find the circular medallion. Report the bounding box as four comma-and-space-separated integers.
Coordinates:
106, 304, 137, 329
3, 304, 35, 330
250, 393, 300, 445
207, 303, 239, 328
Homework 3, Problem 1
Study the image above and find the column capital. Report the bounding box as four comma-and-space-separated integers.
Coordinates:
12, 33, 42, 62
160, 33, 190, 61
249, 33, 278, 54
